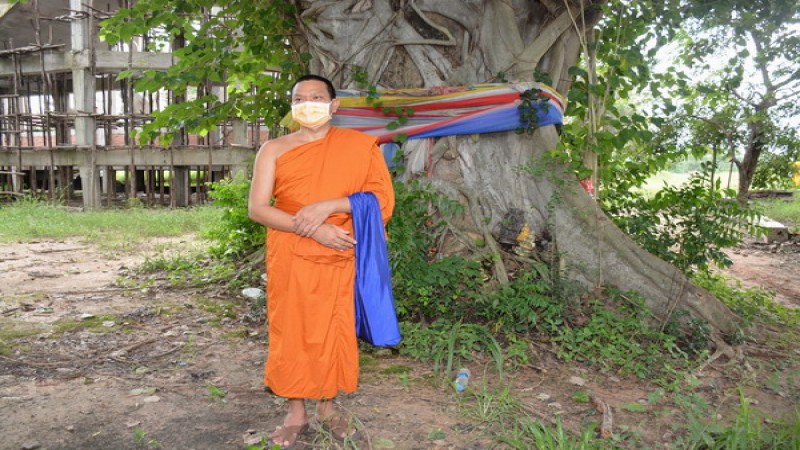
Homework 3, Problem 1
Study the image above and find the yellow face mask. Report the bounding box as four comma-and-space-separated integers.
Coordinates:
291, 101, 333, 129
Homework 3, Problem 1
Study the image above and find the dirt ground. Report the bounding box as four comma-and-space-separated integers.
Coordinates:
1, 236, 798, 450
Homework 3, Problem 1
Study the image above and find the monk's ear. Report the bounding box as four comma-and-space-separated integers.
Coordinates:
331, 98, 340, 114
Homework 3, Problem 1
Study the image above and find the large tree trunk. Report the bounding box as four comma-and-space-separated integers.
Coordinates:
293, 0, 740, 337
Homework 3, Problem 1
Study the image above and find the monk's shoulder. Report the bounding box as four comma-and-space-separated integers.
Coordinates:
259, 133, 303, 160
333, 127, 377, 149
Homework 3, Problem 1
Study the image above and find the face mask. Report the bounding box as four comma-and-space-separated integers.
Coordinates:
291, 101, 333, 129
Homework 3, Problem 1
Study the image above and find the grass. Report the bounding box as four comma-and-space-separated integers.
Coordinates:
756, 194, 800, 231
0, 199, 222, 248
639, 170, 740, 196
0, 319, 46, 355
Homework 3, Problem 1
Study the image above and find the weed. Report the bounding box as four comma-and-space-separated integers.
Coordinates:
0, 319, 46, 341
694, 272, 800, 327
497, 416, 608, 450
381, 364, 412, 375
674, 390, 800, 450
52, 315, 121, 334
555, 290, 696, 381
428, 428, 447, 440
399, 321, 504, 384
462, 383, 521, 424
573, 390, 591, 404
207, 384, 226, 402
132, 426, 162, 449
196, 297, 239, 326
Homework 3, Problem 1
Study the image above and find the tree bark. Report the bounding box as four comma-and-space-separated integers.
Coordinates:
294, 0, 739, 336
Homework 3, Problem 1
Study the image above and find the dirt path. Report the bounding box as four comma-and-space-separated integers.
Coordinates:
1, 238, 798, 449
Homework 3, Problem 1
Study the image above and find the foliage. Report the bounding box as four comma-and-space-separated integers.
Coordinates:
555, 288, 700, 380
497, 416, 613, 450
603, 164, 761, 273
473, 263, 563, 335
648, 0, 800, 197
752, 147, 800, 190
751, 129, 800, 190
675, 391, 800, 450
555, 0, 672, 189
388, 179, 481, 323
693, 272, 800, 328
204, 173, 264, 259
98, 0, 304, 144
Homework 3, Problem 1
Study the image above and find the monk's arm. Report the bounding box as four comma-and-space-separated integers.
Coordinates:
248, 143, 295, 232
292, 197, 351, 237
249, 142, 355, 250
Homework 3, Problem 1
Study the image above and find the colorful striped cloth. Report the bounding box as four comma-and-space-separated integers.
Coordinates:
281, 82, 566, 144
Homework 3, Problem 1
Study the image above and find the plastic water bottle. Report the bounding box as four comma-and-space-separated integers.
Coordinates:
454, 368, 470, 392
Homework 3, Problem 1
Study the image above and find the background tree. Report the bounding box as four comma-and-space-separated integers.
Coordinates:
656, 0, 800, 199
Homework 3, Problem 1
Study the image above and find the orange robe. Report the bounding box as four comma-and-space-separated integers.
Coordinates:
264, 127, 395, 399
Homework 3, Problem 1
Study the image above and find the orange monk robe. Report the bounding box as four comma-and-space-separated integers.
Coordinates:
264, 127, 395, 399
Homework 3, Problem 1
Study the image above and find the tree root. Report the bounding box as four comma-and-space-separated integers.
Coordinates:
430, 178, 509, 282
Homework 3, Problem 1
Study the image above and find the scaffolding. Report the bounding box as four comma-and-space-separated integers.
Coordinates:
0, 0, 270, 208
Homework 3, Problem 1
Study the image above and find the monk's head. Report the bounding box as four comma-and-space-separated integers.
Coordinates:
291, 74, 336, 101
290, 74, 340, 129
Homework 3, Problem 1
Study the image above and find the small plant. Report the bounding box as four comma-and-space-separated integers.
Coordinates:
674, 390, 800, 450
572, 390, 590, 403
497, 416, 603, 450
554, 289, 698, 381
133, 426, 162, 449
463, 384, 521, 424
207, 384, 226, 402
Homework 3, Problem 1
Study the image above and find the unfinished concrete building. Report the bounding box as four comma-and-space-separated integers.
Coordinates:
0, 0, 268, 208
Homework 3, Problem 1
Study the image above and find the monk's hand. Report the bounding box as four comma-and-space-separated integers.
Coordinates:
311, 224, 356, 251
292, 200, 334, 237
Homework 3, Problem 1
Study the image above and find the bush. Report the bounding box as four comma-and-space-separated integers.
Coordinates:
602, 163, 761, 273
204, 174, 264, 259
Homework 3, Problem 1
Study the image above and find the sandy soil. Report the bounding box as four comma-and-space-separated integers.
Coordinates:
1, 237, 798, 450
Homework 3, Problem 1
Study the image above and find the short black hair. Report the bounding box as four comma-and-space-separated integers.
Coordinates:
291, 74, 336, 99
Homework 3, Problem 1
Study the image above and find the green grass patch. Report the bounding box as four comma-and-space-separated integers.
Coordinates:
755, 193, 800, 232
0, 319, 46, 355
52, 315, 123, 334
381, 364, 412, 375
640, 170, 740, 197
0, 199, 221, 248
195, 296, 239, 327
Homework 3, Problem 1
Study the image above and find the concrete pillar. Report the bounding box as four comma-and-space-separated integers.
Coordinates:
231, 119, 248, 146
171, 166, 190, 207
71, 0, 100, 208
230, 119, 250, 180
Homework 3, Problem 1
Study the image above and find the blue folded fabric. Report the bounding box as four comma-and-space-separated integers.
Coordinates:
349, 192, 402, 347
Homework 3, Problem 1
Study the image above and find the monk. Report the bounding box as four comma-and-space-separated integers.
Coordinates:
248, 74, 395, 448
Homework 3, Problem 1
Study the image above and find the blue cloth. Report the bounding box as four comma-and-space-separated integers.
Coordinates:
349, 192, 402, 347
